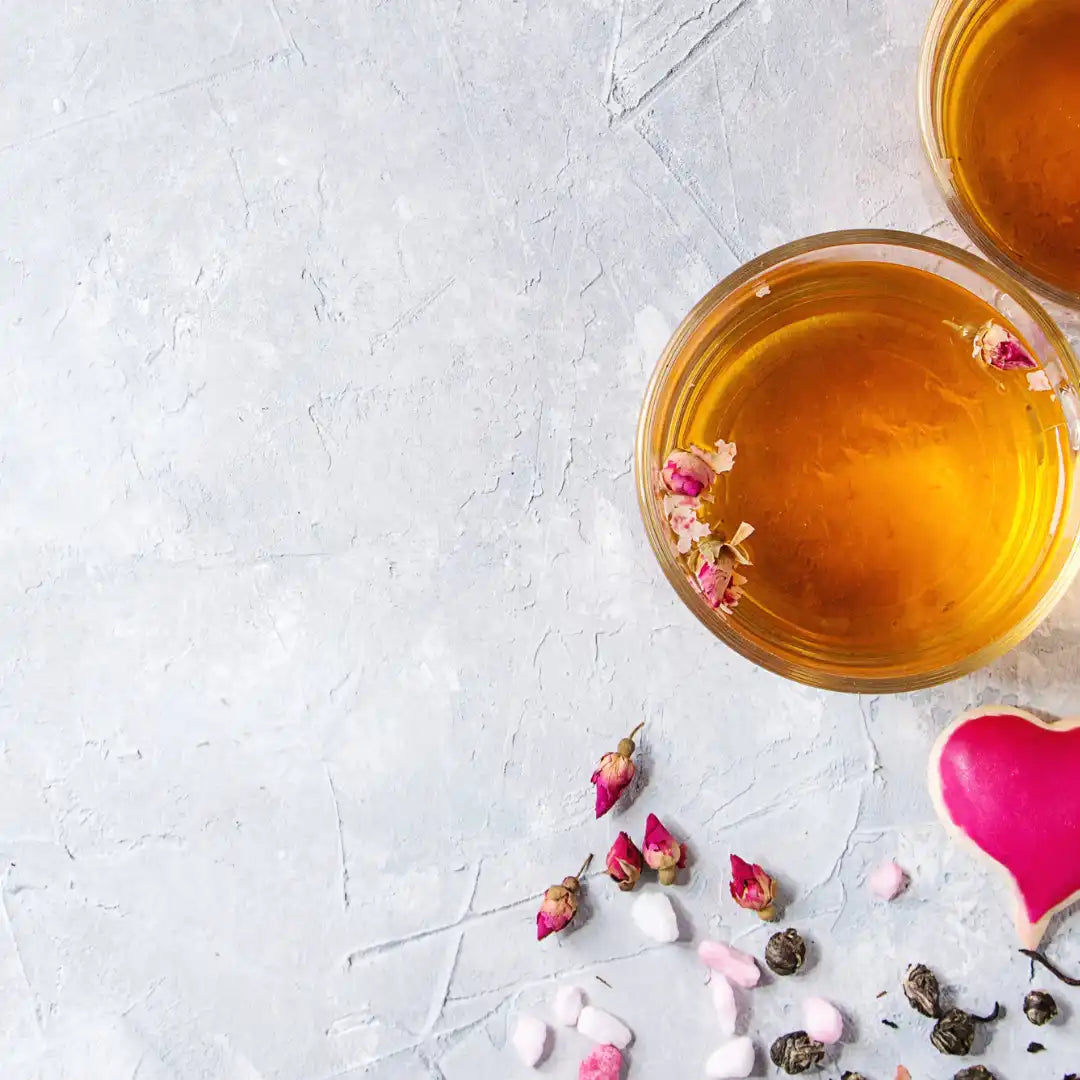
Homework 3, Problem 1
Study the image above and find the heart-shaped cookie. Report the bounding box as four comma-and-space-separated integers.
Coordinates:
929, 706, 1080, 948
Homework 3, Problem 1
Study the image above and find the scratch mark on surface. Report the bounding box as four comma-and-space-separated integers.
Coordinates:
610, 0, 752, 125
343, 890, 535, 969
226, 147, 253, 229
371, 276, 456, 352
432, 4, 494, 210
325, 764, 350, 910
712, 52, 745, 247
0, 875, 42, 1033
0, 55, 289, 156
634, 122, 744, 262
602, 0, 627, 103
858, 695, 882, 777
267, 0, 307, 64
420, 930, 464, 1035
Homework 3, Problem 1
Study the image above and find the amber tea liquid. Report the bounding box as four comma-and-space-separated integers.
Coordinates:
942, 0, 1080, 296
668, 260, 1073, 679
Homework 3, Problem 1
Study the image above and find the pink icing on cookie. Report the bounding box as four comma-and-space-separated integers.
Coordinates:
929, 707, 1080, 947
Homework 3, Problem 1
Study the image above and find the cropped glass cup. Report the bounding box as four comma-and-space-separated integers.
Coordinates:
634, 230, 1080, 692
918, 0, 1080, 310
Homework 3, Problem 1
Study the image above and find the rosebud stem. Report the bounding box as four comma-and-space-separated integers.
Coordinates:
626, 722, 645, 742
1021, 949, 1080, 986
970, 1003, 1001, 1024
576, 854, 594, 880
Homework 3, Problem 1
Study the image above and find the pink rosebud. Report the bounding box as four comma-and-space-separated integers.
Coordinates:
605, 832, 644, 892
729, 854, 779, 921
662, 449, 713, 497
642, 813, 686, 886
591, 723, 644, 818
695, 523, 754, 612
662, 493, 711, 554
974, 320, 1038, 371
537, 856, 592, 941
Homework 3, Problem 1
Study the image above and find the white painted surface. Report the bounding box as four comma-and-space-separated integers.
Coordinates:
2, 2, 1079, 1078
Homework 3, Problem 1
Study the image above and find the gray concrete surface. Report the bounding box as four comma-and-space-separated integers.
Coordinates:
3, 1, 1079, 1078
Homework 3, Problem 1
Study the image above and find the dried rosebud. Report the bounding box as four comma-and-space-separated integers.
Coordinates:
605, 832, 643, 892
695, 523, 753, 611
591, 723, 644, 818
765, 928, 806, 976
642, 813, 686, 886
769, 1031, 825, 1074
903, 963, 942, 1018
954, 1067, 995, 1080
730, 854, 779, 920
661, 450, 714, 497
974, 320, 1038, 371
536, 856, 591, 941
841, 1073, 866, 1080
895, 1069, 911, 1080
1023, 989, 1058, 1026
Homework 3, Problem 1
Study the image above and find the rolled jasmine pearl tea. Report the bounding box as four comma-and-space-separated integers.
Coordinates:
1023, 989, 1058, 1025
931, 1004, 1000, 1056
903, 963, 941, 1017
765, 929, 806, 976
769, 1032, 825, 1074
932, 1010, 974, 1055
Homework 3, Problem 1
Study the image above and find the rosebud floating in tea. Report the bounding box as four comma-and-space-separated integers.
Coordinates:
591, 724, 644, 818
537, 856, 592, 940
729, 854, 779, 920
642, 813, 686, 885
661, 449, 713, 497
661, 441, 736, 498
974, 320, 1038, 371
694, 523, 753, 614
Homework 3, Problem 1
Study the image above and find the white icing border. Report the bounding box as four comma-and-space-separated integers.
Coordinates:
927, 706, 1080, 949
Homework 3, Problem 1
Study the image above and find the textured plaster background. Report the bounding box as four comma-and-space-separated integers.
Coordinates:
2, 2, 1080, 1078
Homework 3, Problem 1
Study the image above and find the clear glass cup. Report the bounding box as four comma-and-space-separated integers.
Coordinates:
634, 229, 1080, 692
918, 0, 1080, 310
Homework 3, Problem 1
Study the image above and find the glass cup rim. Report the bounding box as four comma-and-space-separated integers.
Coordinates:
634, 227, 1080, 694
917, 0, 1080, 311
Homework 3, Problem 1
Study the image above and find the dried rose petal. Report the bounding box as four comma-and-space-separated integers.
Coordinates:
974, 320, 1038, 371
1027, 370, 1053, 392
721, 572, 748, 613
642, 813, 686, 886
606, 832, 644, 891
695, 558, 725, 609
537, 856, 592, 940
591, 723, 644, 818
729, 854, 779, 920
663, 493, 711, 554
691, 439, 737, 476
662, 449, 713, 497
